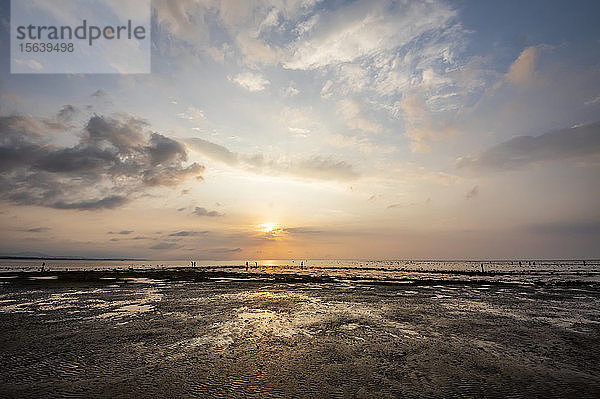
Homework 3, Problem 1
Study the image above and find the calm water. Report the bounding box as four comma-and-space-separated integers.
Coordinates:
1, 258, 599, 285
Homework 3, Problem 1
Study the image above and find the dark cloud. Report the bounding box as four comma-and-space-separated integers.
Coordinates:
91, 89, 108, 98
118, 230, 133, 235
193, 207, 223, 217
456, 122, 600, 171
466, 185, 479, 199
150, 242, 181, 250
168, 230, 208, 237
52, 196, 128, 210
526, 220, 600, 235
26, 227, 49, 233
185, 138, 358, 181
0, 112, 204, 210
0, 110, 75, 136
57, 105, 77, 121
283, 227, 322, 235
207, 247, 241, 253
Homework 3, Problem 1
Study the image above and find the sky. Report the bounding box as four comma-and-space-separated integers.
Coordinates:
0, 0, 599, 260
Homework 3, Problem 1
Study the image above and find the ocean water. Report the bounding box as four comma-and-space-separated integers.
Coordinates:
1, 258, 599, 285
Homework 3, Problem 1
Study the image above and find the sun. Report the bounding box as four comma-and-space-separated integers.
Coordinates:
259, 222, 280, 233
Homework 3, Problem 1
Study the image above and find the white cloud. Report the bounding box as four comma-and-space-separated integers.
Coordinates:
230, 72, 270, 92
177, 106, 206, 121
185, 137, 358, 181
337, 99, 383, 134
400, 93, 460, 152
283, 84, 300, 97
320, 80, 333, 98
235, 34, 282, 66
283, 0, 458, 70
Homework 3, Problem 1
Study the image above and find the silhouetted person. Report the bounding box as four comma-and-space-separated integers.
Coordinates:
41, 262, 45, 272
481, 263, 484, 273
245, 261, 249, 271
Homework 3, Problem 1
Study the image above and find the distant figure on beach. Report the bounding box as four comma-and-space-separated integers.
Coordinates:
245, 261, 249, 270
481, 263, 484, 273
301, 261, 304, 269
41, 262, 45, 272
255, 261, 258, 267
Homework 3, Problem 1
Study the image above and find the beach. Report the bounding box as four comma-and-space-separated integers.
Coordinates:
1, 268, 599, 398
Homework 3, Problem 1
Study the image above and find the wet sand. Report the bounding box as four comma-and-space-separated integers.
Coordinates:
1, 270, 599, 398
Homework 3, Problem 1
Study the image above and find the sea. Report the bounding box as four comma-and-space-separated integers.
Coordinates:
1, 258, 599, 285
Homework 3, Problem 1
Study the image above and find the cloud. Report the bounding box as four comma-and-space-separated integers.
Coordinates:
26, 227, 50, 233
184, 138, 237, 166
283, 84, 300, 97
283, 227, 322, 235
91, 89, 108, 98
284, 0, 458, 70
149, 242, 181, 250
169, 230, 209, 236
185, 138, 358, 181
51, 195, 128, 210
235, 35, 282, 66
57, 105, 77, 122
193, 207, 223, 217
0, 112, 204, 210
456, 122, 600, 171
210, 247, 242, 253
153, 0, 210, 48
400, 93, 460, 152
293, 156, 358, 181
466, 185, 479, 199
230, 72, 270, 92
505, 46, 538, 85
178, 106, 206, 121
337, 99, 383, 134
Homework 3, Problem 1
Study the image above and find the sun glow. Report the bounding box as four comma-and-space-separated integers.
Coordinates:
259, 222, 281, 233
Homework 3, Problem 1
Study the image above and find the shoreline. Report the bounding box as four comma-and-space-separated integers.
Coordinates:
1, 267, 599, 287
